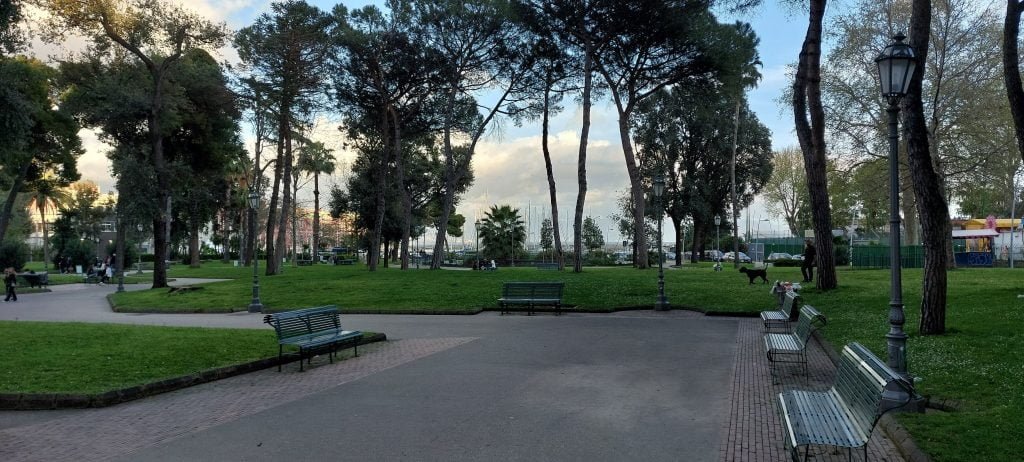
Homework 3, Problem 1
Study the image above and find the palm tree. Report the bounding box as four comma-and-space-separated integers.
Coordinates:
26, 177, 72, 271
479, 205, 526, 266
297, 140, 336, 265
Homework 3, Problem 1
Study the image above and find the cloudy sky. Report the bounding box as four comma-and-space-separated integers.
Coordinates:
33, 0, 815, 246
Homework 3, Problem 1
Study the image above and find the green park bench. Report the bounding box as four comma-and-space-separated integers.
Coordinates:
760, 289, 801, 332
17, 272, 49, 288
263, 305, 363, 372
334, 259, 355, 265
297, 259, 313, 266
498, 281, 565, 315
764, 305, 827, 383
535, 262, 559, 270
777, 342, 915, 461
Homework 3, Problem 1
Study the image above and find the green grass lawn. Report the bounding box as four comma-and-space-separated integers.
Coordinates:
44, 261, 1024, 460
0, 321, 280, 394
111, 260, 809, 313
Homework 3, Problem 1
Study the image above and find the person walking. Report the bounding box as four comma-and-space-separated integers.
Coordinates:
801, 239, 816, 283
4, 267, 17, 302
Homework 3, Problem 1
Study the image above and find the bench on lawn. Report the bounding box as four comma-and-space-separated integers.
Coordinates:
761, 289, 801, 332
764, 305, 826, 383
263, 305, 363, 372
535, 262, 560, 270
334, 259, 355, 265
297, 259, 313, 266
17, 272, 49, 288
777, 342, 915, 461
498, 281, 564, 315
83, 273, 101, 284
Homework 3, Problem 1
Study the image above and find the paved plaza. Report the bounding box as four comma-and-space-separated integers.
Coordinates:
0, 282, 906, 461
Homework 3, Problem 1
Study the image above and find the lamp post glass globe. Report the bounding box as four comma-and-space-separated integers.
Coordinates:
876, 33, 918, 406
653, 174, 669, 311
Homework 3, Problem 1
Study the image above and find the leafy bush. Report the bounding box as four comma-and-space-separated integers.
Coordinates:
0, 240, 29, 271
772, 258, 802, 267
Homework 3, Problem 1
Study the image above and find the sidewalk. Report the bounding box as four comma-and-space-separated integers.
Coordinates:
0, 283, 908, 461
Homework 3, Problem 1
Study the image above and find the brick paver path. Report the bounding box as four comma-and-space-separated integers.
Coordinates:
0, 338, 475, 462
719, 317, 906, 461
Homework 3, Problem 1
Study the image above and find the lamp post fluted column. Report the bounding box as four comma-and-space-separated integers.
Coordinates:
885, 100, 908, 379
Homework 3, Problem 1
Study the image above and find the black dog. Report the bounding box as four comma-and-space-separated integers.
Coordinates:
739, 266, 768, 284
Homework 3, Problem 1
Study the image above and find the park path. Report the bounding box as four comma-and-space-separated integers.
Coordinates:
0, 281, 907, 461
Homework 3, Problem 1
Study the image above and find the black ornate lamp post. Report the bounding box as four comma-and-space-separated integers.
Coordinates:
135, 224, 144, 275
876, 33, 918, 402
653, 174, 669, 311
248, 188, 264, 313
714, 215, 722, 272
474, 219, 481, 269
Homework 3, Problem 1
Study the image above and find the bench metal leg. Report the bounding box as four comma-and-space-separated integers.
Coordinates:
278, 345, 283, 372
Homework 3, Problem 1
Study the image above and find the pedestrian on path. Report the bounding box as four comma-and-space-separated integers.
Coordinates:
4, 267, 17, 302
801, 239, 816, 283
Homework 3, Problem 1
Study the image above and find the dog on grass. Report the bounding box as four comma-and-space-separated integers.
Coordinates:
739, 266, 769, 285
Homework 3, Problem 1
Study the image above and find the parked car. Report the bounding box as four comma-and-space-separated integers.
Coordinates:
723, 251, 752, 263
766, 252, 793, 262
703, 250, 724, 261
791, 254, 803, 261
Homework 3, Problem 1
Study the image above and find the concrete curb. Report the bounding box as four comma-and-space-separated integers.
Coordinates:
0, 332, 386, 410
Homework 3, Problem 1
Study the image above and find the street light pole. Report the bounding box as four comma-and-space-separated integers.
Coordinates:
135, 224, 144, 275
474, 219, 481, 269
653, 174, 669, 311
876, 33, 919, 407
248, 188, 264, 313
714, 215, 722, 272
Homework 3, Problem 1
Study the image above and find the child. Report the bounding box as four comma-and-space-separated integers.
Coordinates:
4, 267, 17, 302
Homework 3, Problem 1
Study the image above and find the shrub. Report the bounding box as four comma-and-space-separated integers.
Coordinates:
772, 258, 802, 267
0, 240, 29, 271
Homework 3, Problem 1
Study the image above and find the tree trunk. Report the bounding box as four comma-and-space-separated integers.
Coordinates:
41, 208, 50, 271
312, 171, 320, 266
573, 43, 593, 273
731, 101, 741, 269
291, 171, 299, 267
613, 115, 649, 270
792, 0, 837, 290
189, 215, 200, 268
541, 79, 565, 270
907, 0, 948, 335
0, 162, 30, 244
116, 219, 126, 284
150, 81, 170, 289
274, 125, 293, 274
1005, 0, 1024, 165
391, 109, 412, 270
265, 119, 284, 276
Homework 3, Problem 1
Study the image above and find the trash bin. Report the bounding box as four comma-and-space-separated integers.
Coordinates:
75, 264, 83, 274
233, 260, 239, 267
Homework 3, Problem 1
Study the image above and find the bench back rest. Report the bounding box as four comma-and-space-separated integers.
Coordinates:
502, 282, 564, 299
782, 291, 802, 320
264, 306, 341, 341
793, 305, 826, 343
833, 342, 905, 436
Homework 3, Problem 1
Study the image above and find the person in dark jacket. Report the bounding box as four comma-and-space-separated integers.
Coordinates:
801, 239, 816, 282
4, 267, 17, 302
